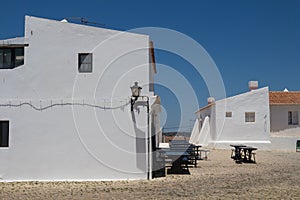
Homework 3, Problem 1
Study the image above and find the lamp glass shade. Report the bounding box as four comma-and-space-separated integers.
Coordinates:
131, 82, 142, 97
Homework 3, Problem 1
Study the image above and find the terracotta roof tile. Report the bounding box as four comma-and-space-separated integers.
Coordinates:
269, 91, 300, 105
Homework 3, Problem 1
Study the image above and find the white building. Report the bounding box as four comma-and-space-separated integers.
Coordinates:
192, 81, 300, 151
0, 16, 161, 181
192, 82, 271, 149
269, 91, 300, 151
269, 91, 300, 132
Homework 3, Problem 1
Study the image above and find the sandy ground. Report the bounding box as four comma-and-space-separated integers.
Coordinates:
0, 150, 299, 200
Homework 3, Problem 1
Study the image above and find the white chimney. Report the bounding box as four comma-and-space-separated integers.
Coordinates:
207, 97, 215, 104
249, 81, 258, 91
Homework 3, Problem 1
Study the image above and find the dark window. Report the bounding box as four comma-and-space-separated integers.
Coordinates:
0, 121, 9, 147
288, 111, 298, 125
15, 48, 24, 67
226, 112, 232, 118
0, 48, 24, 69
245, 112, 255, 122
78, 53, 92, 73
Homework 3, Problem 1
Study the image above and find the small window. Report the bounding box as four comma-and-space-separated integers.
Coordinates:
15, 48, 24, 67
78, 53, 92, 73
0, 48, 24, 69
288, 111, 298, 125
226, 112, 232, 118
0, 121, 9, 147
245, 112, 255, 122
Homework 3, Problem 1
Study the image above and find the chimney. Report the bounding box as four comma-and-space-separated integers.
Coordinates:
207, 97, 215, 104
249, 81, 258, 91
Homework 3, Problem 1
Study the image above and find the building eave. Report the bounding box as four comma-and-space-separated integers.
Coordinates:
0, 37, 28, 48
0, 44, 29, 48
195, 103, 214, 113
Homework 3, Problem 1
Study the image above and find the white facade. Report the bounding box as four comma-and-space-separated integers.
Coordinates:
270, 127, 300, 152
269, 105, 300, 151
0, 16, 160, 181
270, 105, 300, 132
196, 87, 271, 149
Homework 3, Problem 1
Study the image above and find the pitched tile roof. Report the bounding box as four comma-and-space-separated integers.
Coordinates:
269, 91, 300, 105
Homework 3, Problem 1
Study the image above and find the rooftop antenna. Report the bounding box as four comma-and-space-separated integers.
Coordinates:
66, 17, 106, 27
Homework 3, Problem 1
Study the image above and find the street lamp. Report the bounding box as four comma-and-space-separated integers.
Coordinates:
130, 81, 151, 179
130, 81, 142, 111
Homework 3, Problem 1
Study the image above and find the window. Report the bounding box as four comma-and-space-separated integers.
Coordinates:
245, 112, 255, 122
15, 48, 25, 67
78, 53, 92, 73
226, 112, 232, 118
0, 121, 9, 147
0, 48, 24, 69
288, 111, 298, 125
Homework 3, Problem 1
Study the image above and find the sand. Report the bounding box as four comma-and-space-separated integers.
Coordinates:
0, 150, 299, 199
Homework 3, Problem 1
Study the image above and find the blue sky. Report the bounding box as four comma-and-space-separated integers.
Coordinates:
1, 0, 300, 131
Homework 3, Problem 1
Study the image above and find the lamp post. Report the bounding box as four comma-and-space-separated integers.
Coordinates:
130, 82, 151, 179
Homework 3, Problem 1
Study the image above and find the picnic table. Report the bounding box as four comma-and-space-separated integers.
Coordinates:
230, 144, 257, 163
169, 140, 202, 167
230, 144, 247, 163
241, 146, 257, 163
198, 149, 210, 161
164, 150, 190, 174
159, 140, 206, 174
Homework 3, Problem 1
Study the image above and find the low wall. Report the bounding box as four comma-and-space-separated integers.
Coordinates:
211, 141, 271, 151
270, 137, 299, 152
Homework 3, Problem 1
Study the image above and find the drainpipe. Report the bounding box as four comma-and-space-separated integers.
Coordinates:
146, 96, 150, 180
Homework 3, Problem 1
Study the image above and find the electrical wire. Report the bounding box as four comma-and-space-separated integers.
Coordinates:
0, 101, 130, 111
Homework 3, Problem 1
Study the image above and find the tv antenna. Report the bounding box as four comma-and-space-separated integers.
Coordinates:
66, 17, 106, 27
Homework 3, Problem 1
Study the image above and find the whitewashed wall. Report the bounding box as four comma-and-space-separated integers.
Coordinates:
270, 106, 300, 151
270, 105, 300, 132
196, 105, 215, 145
270, 127, 300, 151
0, 16, 157, 181
197, 87, 271, 149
